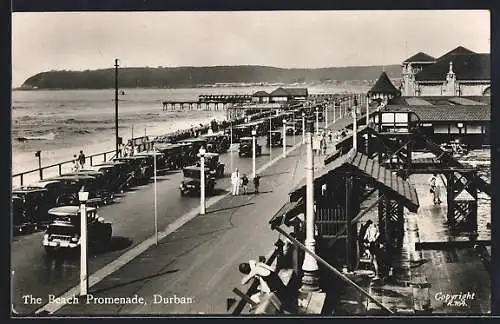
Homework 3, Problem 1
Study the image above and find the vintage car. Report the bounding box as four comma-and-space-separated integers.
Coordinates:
25, 179, 67, 209
154, 143, 186, 169
232, 125, 253, 142
80, 162, 130, 192
134, 150, 167, 170
179, 166, 216, 196
112, 156, 154, 185
178, 138, 207, 156
195, 152, 225, 178
239, 137, 262, 157
50, 174, 115, 207
267, 130, 283, 147
11, 187, 53, 226
42, 206, 112, 255
201, 132, 230, 153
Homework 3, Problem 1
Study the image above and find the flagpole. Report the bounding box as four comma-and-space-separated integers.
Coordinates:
154, 150, 158, 246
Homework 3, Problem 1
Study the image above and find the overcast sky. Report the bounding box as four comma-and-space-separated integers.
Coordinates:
12, 10, 490, 87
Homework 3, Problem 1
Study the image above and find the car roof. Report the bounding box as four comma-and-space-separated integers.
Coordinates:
29, 180, 61, 187
48, 205, 97, 216
183, 166, 211, 171
53, 175, 96, 180
12, 187, 48, 193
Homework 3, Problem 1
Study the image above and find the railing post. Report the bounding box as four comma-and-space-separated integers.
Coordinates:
90, 156, 93, 166
20, 174, 23, 187
58, 164, 62, 176
104, 152, 107, 162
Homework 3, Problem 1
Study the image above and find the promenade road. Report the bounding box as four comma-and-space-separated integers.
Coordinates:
53, 144, 310, 315
11, 132, 301, 315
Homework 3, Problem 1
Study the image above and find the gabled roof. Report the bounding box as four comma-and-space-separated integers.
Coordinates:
289, 149, 419, 212
269, 87, 308, 97
269, 87, 291, 97
368, 72, 401, 95
383, 105, 490, 122
415, 53, 490, 81
252, 90, 269, 97
283, 88, 308, 97
437, 46, 476, 61
403, 52, 436, 64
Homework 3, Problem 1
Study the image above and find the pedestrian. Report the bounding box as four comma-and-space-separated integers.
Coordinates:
328, 130, 333, 143
241, 174, 249, 195
364, 221, 381, 280
72, 155, 79, 172
358, 220, 372, 259
78, 150, 86, 169
253, 175, 260, 194
239, 260, 289, 306
231, 168, 240, 196
428, 173, 442, 205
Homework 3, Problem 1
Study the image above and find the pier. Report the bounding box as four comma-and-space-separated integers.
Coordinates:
162, 94, 253, 111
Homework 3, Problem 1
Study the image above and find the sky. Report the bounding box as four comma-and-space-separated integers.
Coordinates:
11, 10, 490, 87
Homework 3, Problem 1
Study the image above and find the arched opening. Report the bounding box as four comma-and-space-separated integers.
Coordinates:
483, 86, 491, 96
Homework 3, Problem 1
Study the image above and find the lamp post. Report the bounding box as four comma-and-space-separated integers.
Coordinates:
324, 104, 328, 128
301, 121, 319, 292
230, 120, 233, 172
78, 190, 89, 296
35, 150, 42, 180
251, 129, 257, 178
333, 102, 336, 123
352, 103, 358, 151
269, 115, 272, 159
366, 96, 370, 126
315, 107, 319, 135
302, 112, 306, 144
114, 59, 120, 158
153, 149, 158, 246
198, 147, 206, 215
282, 119, 287, 158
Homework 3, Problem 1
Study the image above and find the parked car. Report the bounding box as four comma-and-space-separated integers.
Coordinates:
11, 187, 53, 227
80, 162, 130, 192
42, 206, 112, 255
239, 137, 262, 157
201, 132, 231, 153
179, 166, 216, 196
154, 143, 185, 169
50, 174, 115, 207
134, 150, 167, 170
196, 152, 225, 178
267, 130, 283, 147
113, 156, 153, 185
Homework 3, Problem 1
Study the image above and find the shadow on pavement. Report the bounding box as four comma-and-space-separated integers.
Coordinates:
205, 202, 255, 214
92, 268, 180, 294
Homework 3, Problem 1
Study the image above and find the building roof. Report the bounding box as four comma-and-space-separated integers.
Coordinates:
415, 53, 490, 81
368, 72, 401, 95
290, 149, 419, 212
384, 105, 490, 121
269, 87, 308, 97
403, 52, 436, 64
252, 90, 269, 97
437, 46, 476, 61
283, 88, 308, 97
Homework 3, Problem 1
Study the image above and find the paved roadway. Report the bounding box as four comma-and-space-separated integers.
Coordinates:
12, 100, 357, 315
11, 131, 303, 315
51, 144, 310, 315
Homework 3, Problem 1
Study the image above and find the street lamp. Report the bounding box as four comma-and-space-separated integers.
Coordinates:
269, 115, 272, 159
78, 190, 89, 296
114, 58, 120, 158
282, 119, 287, 158
302, 112, 306, 144
324, 105, 328, 129
315, 107, 319, 135
35, 150, 42, 180
457, 122, 464, 134
333, 101, 336, 123
252, 129, 257, 178
301, 121, 319, 292
198, 147, 206, 215
230, 120, 233, 172
352, 103, 358, 151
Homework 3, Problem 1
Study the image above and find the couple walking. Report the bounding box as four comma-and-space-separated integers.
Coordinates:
231, 168, 260, 195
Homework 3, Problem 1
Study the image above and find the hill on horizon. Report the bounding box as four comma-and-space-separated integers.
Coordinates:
20, 64, 401, 89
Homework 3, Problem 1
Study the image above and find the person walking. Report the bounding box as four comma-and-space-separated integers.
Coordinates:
241, 174, 249, 195
358, 220, 372, 259
328, 130, 333, 143
364, 221, 381, 280
78, 150, 86, 169
428, 173, 442, 205
231, 168, 240, 196
253, 175, 260, 194
72, 155, 80, 172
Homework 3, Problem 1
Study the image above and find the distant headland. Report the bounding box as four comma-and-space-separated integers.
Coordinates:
17, 64, 401, 90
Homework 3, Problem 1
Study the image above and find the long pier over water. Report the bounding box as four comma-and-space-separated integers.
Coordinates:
162, 94, 253, 111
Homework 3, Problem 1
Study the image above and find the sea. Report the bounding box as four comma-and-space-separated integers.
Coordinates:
11, 84, 369, 185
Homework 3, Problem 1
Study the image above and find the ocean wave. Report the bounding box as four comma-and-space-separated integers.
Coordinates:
16, 132, 56, 141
